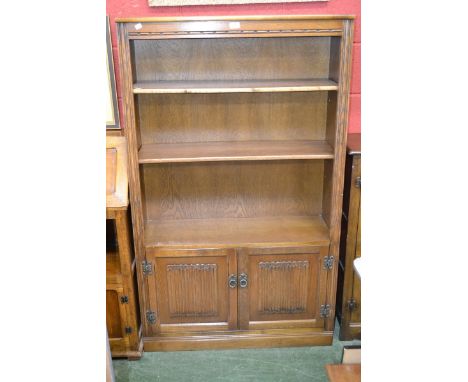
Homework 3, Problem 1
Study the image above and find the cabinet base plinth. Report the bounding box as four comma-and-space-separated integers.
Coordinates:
111, 339, 144, 360
143, 331, 333, 351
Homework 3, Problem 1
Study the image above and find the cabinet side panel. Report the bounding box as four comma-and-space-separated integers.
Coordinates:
117, 23, 149, 335
324, 20, 354, 331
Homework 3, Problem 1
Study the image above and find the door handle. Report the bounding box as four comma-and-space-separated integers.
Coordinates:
228, 274, 237, 288
239, 273, 248, 288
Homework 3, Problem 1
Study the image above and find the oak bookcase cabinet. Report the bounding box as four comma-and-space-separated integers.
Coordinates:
117, 15, 354, 351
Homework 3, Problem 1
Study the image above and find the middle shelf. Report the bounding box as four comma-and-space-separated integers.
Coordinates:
138, 140, 334, 164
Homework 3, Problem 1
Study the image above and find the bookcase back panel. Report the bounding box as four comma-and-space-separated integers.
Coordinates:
137, 92, 328, 144
141, 160, 324, 220
132, 37, 331, 82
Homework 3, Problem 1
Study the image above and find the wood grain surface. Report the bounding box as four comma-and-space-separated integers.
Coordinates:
323, 19, 354, 332
144, 216, 330, 248
137, 92, 329, 144
132, 37, 331, 82
325, 364, 361, 382
241, 250, 328, 330
133, 79, 338, 94
138, 140, 334, 163
141, 161, 325, 220
106, 137, 128, 208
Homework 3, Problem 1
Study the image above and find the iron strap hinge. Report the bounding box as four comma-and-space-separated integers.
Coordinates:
347, 298, 358, 312
355, 176, 361, 188
142, 260, 153, 275
120, 295, 129, 304
323, 256, 334, 270
320, 304, 331, 318
146, 310, 157, 325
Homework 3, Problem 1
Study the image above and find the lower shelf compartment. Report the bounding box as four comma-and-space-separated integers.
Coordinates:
144, 216, 330, 248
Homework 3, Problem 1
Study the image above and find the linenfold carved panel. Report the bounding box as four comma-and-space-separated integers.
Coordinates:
258, 260, 310, 315
167, 263, 218, 317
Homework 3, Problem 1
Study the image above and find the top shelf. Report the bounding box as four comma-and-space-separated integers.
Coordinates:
133, 79, 338, 94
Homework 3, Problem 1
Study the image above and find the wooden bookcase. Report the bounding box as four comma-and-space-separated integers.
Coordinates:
116, 15, 354, 351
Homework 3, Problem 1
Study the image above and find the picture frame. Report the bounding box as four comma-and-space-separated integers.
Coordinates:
106, 16, 120, 129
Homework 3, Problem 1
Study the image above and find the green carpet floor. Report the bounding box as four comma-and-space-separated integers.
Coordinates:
113, 321, 360, 382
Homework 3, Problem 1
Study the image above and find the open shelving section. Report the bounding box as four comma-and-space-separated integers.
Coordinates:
117, 15, 354, 351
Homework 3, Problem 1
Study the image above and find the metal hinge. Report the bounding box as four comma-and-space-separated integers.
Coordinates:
347, 298, 358, 312
146, 310, 156, 325
125, 326, 132, 334
142, 260, 153, 275
323, 256, 334, 270
120, 295, 129, 304
320, 304, 331, 318
355, 176, 361, 188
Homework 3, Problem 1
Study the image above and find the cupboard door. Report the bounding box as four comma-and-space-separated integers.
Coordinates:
146, 248, 237, 335
106, 286, 129, 351
238, 246, 330, 330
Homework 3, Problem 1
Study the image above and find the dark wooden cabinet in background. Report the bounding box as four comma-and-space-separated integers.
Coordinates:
116, 15, 354, 351
336, 133, 361, 340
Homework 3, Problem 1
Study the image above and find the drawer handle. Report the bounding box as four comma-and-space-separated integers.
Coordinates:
239, 273, 248, 288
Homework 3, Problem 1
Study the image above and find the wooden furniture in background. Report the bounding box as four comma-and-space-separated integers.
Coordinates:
117, 15, 354, 351
336, 133, 361, 340
106, 136, 143, 359
326, 364, 361, 382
